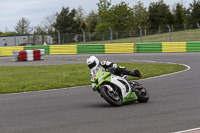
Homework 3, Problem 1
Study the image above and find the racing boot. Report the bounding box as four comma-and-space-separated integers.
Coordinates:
125, 69, 142, 78
116, 67, 142, 78
132, 69, 142, 78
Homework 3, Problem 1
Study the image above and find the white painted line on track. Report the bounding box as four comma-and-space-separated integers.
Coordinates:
0, 85, 89, 96
136, 60, 191, 81
173, 127, 200, 133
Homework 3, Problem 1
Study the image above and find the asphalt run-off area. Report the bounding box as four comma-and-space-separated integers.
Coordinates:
0, 53, 200, 133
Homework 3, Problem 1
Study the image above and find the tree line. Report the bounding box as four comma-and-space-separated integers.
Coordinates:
1, 0, 200, 36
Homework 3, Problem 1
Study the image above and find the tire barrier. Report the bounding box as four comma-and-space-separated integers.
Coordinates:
1, 42, 200, 56
12, 49, 45, 61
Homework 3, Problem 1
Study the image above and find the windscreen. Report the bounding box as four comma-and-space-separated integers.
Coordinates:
91, 66, 105, 77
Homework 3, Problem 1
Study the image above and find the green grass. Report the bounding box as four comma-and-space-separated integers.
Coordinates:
0, 63, 186, 94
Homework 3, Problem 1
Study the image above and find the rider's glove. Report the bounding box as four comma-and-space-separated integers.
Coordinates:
113, 64, 117, 68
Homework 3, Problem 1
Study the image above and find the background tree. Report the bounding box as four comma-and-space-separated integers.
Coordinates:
187, 0, 200, 28
95, 0, 113, 32
33, 25, 47, 35
42, 13, 56, 34
85, 10, 98, 32
165, 12, 174, 28
15, 17, 32, 34
148, 0, 171, 30
0, 32, 16, 36
53, 7, 81, 33
133, 1, 149, 30
111, 1, 134, 31
173, 2, 187, 29
76, 6, 86, 30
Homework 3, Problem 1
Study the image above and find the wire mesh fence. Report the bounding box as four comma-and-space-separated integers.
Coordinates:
52, 28, 200, 44
1, 27, 200, 47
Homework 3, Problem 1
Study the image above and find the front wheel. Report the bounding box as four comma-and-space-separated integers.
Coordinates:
100, 86, 122, 107
135, 87, 149, 103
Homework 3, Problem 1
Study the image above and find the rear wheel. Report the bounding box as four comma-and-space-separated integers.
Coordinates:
100, 86, 122, 107
135, 87, 149, 103
129, 81, 149, 103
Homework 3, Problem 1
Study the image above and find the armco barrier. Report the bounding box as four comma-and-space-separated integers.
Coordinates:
1, 42, 200, 56
0, 46, 23, 56
187, 42, 200, 52
136, 43, 162, 53
24, 46, 50, 55
162, 42, 186, 52
77, 44, 105, 54
0, 43, 133, 56
136, 42, 200, 53
50, 45, 77, 55
105, 43, 134, 53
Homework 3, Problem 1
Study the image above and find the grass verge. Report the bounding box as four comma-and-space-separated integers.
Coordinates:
0, 62, 186, 94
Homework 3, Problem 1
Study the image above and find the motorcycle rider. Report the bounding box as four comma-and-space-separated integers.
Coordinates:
86, 55, 142, 78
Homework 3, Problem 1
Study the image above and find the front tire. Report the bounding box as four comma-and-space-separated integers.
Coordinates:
100, 86, 122, 107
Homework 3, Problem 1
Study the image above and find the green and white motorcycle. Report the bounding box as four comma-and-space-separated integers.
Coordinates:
90, 66, 149, 107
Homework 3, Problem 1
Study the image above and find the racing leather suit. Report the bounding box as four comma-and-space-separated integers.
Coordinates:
100, 61, 140, 77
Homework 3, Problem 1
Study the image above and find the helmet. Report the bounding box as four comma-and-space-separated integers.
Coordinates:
86, 55, 99, 70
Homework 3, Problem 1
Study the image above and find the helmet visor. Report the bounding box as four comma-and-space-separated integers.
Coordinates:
88, 61, 96, 69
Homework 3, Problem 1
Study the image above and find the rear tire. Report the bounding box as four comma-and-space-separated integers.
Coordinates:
135, 87, 149, 103
100, 86, 122, 107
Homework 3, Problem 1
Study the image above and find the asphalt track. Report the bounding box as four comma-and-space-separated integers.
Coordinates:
0, 53, 200, 133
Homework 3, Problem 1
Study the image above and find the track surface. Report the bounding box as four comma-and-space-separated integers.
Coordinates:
0, 53, 200, 133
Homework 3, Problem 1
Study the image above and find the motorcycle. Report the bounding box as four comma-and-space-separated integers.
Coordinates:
90, 66, 149, 107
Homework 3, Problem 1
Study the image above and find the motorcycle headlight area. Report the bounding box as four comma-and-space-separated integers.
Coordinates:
98, 73, 104, 83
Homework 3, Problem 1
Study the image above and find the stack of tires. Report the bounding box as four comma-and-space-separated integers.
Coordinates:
13, 49, 45, 61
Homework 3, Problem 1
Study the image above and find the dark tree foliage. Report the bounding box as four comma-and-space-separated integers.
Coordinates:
95, 0, 135, 32
6, 0, 200, 35
111, 2, 134, 31
148, 0, 171, 29
187, 0, 200, 28
85, 11, 98, 32
133, 1, 149, 30
53, 7, 81, 33
173, 3, 187, 29
95, 0, 113, 32
53, 7, 83, 43
15, 17, 32, 35
165, 12, 174, 27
